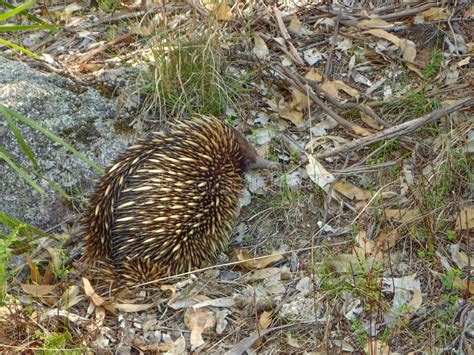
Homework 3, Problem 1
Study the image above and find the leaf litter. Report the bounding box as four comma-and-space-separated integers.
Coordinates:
1, 0, 473, 353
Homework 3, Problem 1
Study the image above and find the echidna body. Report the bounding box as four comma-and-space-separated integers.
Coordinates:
84, 115, 278, 286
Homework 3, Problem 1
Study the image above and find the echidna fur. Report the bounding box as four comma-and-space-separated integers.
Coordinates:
84, 115, 279, 287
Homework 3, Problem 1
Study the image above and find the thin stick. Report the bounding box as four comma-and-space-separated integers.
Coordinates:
316, 98, 474, 159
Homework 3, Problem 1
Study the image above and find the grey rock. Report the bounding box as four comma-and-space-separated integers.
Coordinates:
0, 58, 135, 231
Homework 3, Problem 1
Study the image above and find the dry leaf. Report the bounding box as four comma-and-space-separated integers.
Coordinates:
232, 248, 283, 270
354, 231, 383, 259
352, 124, 372, 136
360, 112, 382, 130
184, 307, 216, 350
164, 335, 186, 355
306, 154, 334, 191
334, 180, 371, 201
401, 39, 417, 62
280, 109, 304, 127
26, 255, 40, 284
384, 208, 421, 223
21, 284, 56, 297
253, 35, 269, 59
367, 29, 401, 47
288, 14, 310, 35
455, 207, 474, 230
305, 69, 322, 82
291, 87, 311, 110
449, 243, 469, 269
82, 277, 106, 306
357, 18, 391, 29
322, 80, 360, 101
111, 302, 154, 312
365, 339, 390, 355
258, 311, 272, 329
422, 7, 451, 21
216, 2, 233, 21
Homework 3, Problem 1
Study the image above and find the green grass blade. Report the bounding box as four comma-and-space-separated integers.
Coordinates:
0, 105, 104, 174
0, 149, 45, 194
0, 0, 36, 22
0, 38, 40, 59
0, 0, 55, 28
0, 212, 48, 237
0, 24, 55, 32
0, 106, 40, 169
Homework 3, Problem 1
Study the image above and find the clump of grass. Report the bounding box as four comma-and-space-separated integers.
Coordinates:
423, 48, 442, 80
136, 19, 248, 125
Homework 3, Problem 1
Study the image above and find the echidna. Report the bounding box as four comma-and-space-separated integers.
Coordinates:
84, 115, 280, 287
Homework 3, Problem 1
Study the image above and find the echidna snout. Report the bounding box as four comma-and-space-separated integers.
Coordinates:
83, 115, 279, 287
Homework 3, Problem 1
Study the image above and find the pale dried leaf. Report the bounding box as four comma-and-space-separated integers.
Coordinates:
352, 124, 372, 136
253, 35, 269, 59
401, 39, 417, 62
385, 209, 421, 223
449, 243, 469, 269
360, 112, 382, 130
280, 109, 304, 127
164, 335, 186, 355
82, 277, 106, 306
321, 80, 339, 98
455, 207, 474, 230
216, 2, 234, 21
364, 339, 390, 355
232, 248, 283, 270
334, 181, 371, 201
21, 284, 56, 297
112, 303, 154, 313
305, 155, 334, 191
259, 311, 272, 329
305, 69, 322, 82
367, 29, 401, 46
291, 87, 311, 110
288, 15, 308, 35
422, 7, 451, 21
184, 307, 216, 350
357, 18, 391, 29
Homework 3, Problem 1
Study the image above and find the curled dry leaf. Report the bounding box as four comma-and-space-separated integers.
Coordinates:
82, 277, 106, 306
231, 247, 283, 270
334, 180, 371, 201
184, 306, 216, 350
305, 154, 334, 191
216, 2, 234, 21
252, 35, 269, 59
21, 283, 56, 297
322, 80, 360, 101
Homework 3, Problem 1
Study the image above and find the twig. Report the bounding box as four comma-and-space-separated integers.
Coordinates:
78, 33, 135, 66
225, 320, 316, 355
324, 8, 342, 80
376, 1, 437, 21
316, 98, 474, 159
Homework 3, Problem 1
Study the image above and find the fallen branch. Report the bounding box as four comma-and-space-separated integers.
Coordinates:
316, 98, 474, 159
